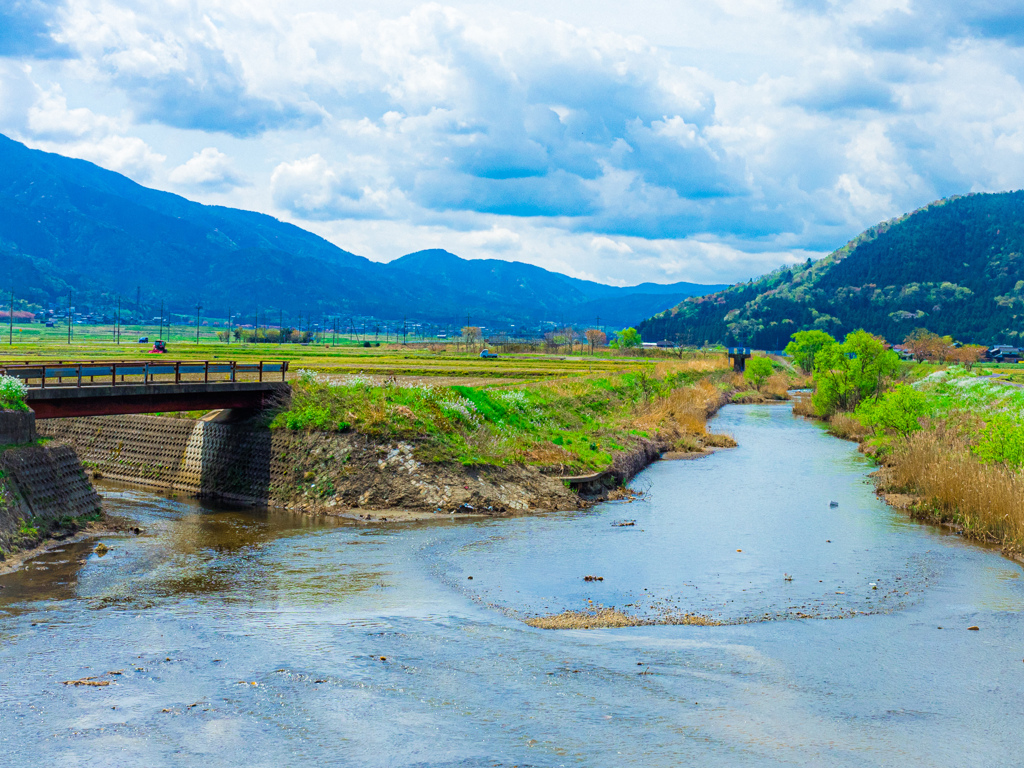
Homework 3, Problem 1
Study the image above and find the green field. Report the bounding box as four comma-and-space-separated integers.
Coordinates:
0, 326, 710, 385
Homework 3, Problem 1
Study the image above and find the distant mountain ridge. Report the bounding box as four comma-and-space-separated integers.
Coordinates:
0, 134, 725, 328
638, 192, 1024, 347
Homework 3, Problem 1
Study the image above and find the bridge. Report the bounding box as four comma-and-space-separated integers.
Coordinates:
0, 360, 289, 418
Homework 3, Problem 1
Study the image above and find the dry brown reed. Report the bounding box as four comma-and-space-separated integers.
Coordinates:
632, 380, 736, 451
790, 390, 816, 417
826, 412, 870, 441
885, 427, 1024, 551
524, 444, 576, 466
763, 372, 793, 399
634, 380, 722, 437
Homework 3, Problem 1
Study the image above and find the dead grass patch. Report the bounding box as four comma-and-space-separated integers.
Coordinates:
790, 391, 816, 417
525, 607, 722, 629
526, 608, 640, 629
827, 412, 870, 441
763, 372, 793, 399
524, 444, 576, 465
631, 379, 734, 453
701, 432, 737, 448
884, 428, 1024, 550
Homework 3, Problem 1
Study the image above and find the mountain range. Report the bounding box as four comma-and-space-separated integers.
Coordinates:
638, 192, 1024, 347
0, 134, 724, 329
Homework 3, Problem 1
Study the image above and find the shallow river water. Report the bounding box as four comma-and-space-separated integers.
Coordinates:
2, 404, 1023, 767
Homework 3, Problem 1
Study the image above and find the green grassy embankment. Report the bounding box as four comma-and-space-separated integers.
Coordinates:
271, 359, 744, 475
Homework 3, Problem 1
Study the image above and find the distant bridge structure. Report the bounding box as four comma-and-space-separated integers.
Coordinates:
0, 360, 289, 418
727, 347, 752, 372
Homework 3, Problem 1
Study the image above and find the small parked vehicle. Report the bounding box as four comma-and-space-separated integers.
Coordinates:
138, 336, 149, 343
479, 349, 499, 359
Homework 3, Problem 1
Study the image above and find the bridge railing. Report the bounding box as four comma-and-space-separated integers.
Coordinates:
0, 360, 289, 388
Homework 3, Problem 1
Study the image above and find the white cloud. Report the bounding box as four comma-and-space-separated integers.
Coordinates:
3, 0, 1024, 283
591, 236, 633, 254
464, 226, 521, 251
169, 147, 246, 191
270, 153, 400, 220
26, 86, 120, 139
30, 134, 166, 180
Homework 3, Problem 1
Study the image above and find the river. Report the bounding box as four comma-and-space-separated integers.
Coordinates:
1, 404, 1022, 767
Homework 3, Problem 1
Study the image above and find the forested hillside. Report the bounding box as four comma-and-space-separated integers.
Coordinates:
0, 134, 721, 327
639, 192, 1024, 347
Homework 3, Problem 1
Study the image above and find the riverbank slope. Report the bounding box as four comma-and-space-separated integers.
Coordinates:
41, 361, 754, 520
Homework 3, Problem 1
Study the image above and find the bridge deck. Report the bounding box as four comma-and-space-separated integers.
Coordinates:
0, 360, 290, 418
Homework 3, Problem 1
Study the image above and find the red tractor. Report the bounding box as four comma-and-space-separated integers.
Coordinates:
148, 340, 168, 354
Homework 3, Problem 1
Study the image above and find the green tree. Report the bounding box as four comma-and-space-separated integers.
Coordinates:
844, 329, 901, 402
744, 357, 774, 390
812, 330, 899, 416
784, 330, 836, 373
610, 327, 642, 349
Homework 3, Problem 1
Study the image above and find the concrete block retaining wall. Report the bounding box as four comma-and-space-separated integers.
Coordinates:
37, 414, 297, 505
0, 442, 103, 555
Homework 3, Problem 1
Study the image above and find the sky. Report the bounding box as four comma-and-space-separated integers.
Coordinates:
2, 0, 1024, 286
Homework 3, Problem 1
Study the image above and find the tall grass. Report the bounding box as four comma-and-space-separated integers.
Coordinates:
790, 390, 816, 417
885, 426, 1024, 552
632, 380, 735, 449
826, 412, 870, 441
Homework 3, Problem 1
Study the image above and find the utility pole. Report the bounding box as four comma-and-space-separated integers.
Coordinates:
159, 300, 165, 341
195, 301, 202, 344
136, 286, 140, 335
8, 288, 13, 345
67, 290, 72, 344
117, 296, 121, 344
279, 309, 283, 344
227, 308, 232, 344
403, 316, 408, 345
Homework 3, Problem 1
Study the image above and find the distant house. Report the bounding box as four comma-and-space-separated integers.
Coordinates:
986, 345, 1021, 362
655, 339, 676, 348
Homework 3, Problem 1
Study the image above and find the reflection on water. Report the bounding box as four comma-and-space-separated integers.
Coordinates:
0, 405, 1023, 767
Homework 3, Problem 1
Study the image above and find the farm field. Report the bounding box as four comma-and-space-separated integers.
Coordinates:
0, 325, 701, 384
